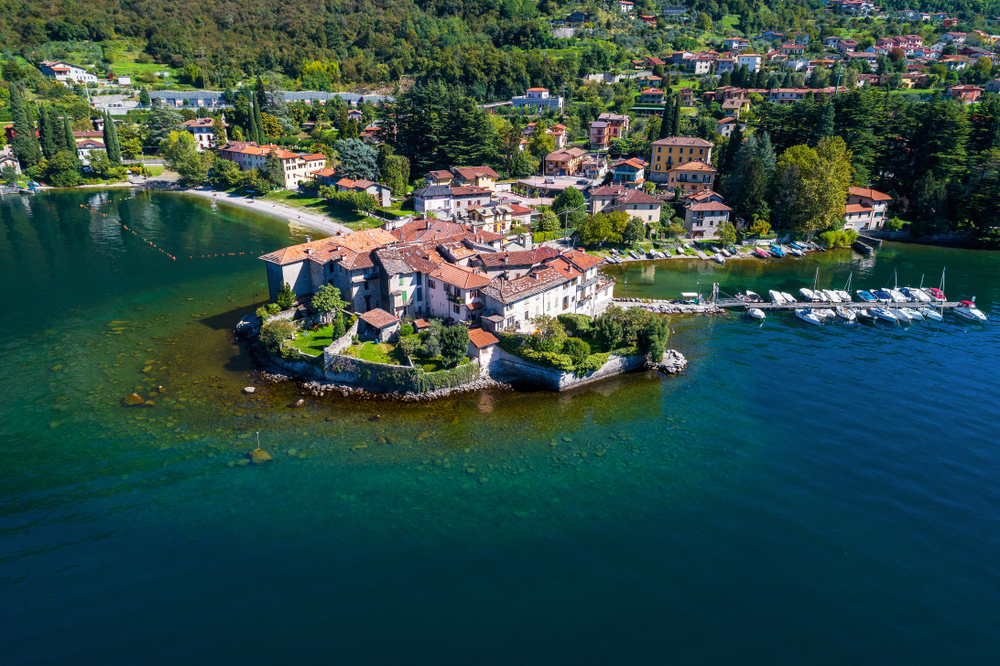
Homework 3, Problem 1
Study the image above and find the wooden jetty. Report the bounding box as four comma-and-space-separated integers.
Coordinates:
716, 298, 961, 311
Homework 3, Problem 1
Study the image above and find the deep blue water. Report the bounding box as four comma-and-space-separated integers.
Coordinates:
1, 190, 999, 664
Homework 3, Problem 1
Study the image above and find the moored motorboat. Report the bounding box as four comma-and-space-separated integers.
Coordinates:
919, 307, 943, 322
787, 246, 804, 257
720, 247, 731, 257
872, 289, 893, 302
871, 307, 898, 323
799, 287, 819, 302
857, 290, 876, 302
769, 244, 785, 257
745, 290, 763, 303
768, 289, 786, 304
822, 289, 842, 303
902, 287, 931, 302
796, 308, 823, 326
927, 287, 946, 301
891, 308, 912, 323
754, 247, 770, 259
901, 307, 924, 321
835, 290, 852, 302
781, 292, 796, 304
856, 308, 876, 323
953, 300, 988, 322
748, 308, 766, 321
888, 289, 910, 302
835, 306, 857, 322
712, 253, 726, 264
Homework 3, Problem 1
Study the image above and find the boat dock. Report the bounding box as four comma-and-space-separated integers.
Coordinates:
716, 299, 962, 311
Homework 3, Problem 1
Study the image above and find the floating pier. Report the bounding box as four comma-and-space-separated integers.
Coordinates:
716, 299, 961, 311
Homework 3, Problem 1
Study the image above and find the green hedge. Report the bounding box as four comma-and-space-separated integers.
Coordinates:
414, 360, 479, 392
533, 230, 562, 243
498, 331, 613, 377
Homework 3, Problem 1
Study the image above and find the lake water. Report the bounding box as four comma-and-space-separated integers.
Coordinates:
2, 190, 999, 664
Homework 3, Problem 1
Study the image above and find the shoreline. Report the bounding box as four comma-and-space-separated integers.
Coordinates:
175, 187, 354, 237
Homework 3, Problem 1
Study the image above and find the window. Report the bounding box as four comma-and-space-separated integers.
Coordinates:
402, 290, 407, 301
525, 310, 530, 320
453, 304, 461, 314
415, 288, 423, 302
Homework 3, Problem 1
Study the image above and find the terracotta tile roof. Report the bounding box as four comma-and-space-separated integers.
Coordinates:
300, 153, 328, 161
561, 250, 605, 270
468, 328, 500, 349
546, 257, 582, 280
480, 247, 558, 268
450, 186, 492, 197
183, 118, 216, 128
506, 203, 534, 216
619, 189, 662, 205
452, 166, 500, 180
845, 203, 874, 214
78, 139, 106, 149
526, 87, 549, 92
652, 136, 715, 148
312, 168, 339, 177
430, 263, 492, 290
614, 157, 647, 169
393, 219, 468, 243
259, 228, 395, 266
359, 308, 398, 329
375, 243, 444, 275
688, 201, 732, 211
545, 147, 587, 162
73, 130, 104, 138
848, 186, 892, 201
590, 184, 627, 197
668, 160, 716, 173
426, 170, 453, 180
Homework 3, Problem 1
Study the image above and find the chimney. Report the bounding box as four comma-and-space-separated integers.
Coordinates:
304, 234, 312, 243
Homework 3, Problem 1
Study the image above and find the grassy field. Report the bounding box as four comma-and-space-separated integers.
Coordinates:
287, 325, 338, 357
344, 341, 407, 365
261, 190, 369, 228
720, 15, 741, 31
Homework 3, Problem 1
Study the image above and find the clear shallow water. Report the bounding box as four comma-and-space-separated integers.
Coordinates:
2, 191, 999, 664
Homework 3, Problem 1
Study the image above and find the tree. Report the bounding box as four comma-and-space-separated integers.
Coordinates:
259, 151, 285, 189
335, 139, 379, 181
717, 220, 737, 246
46, 151, 81, 187
139, 87, 151, 107
812, 103, 835, 147
260, 320, 296, 353
253, 101, 265, 143
672, 94, 681, 135
38, 107, 56, 160
332, 311, 346, 339
658, 91, 675, 140
439, 324, 469, 367
103, 112, 122, 165
312, 284, 347, 314
276, 282, 295, 310
378, 144, 410, 196
160, 131, 211, 185
261, 112, 282, 138
622, 216, 645, 244
9, 84, 41, 168
1, 166, 19, 186
62, 117, 77, 162
694, 12, 712, 30
146, 106, 185, 147
552, 186, 586, 232
212, 158, 242, 188
772, 137, 853, 234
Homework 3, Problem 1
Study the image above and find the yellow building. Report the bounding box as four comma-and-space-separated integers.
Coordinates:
650, 136, 714, 184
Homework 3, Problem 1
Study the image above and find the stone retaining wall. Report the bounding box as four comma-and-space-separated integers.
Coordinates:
614, 298, 724, 314
494, 349, 649, 391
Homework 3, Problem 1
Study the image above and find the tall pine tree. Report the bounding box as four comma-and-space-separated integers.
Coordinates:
9, 85, 42, 168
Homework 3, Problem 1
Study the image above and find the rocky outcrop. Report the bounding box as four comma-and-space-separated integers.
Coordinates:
248, 449, 273, 464
656, 349, 688, 374
122, 393, 144, 406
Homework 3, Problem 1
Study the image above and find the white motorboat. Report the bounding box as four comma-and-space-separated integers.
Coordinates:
796, 308, 823, 326
799, 287, 816, 301
892, 308, 912, 323
781, 292, 796, 304
919, 307, 943, 322
835, 306, 857, 322
819, 308, 836, 319
720, 248, 731, 257
787, 246, 804, 257
901, 307, 924, 321
768, 290, 786, 304
835, 290, 852, 302
745, 291, 763, 303
822, 289, 842, 303
856, 308, 876, 323
888, 289, 910, 303
748, 308, 766, 320
712, 253, 726, 264
871, 307, 898, 323
904, 288, 932, 302
954, 300, 988, 323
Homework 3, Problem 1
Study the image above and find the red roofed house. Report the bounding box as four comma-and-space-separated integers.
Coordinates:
684, 200, 732, 239
335, 177, 392, 206
666, 160, 716, 192
182, 118, 224, 151
451, 165, 501, 191
427, 263, 492, 324
218, 143, 327, 189
946, 85, 982, 103
611, 158, 647, 187
843, 186, 892, 231
467, 327, 500, 366
650, 136, 714, 183
39, 60, 98, 84
311, 168, 341, 187
639, 88, 666, 105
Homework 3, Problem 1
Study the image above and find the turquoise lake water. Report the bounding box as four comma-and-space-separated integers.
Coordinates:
2, 190, 999, 663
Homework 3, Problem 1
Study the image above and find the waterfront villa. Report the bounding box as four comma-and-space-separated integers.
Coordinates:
182, 118, 221, 152
684, 200, 732, 239
218, 142, 327, 189
650, 137, 714, 183
842, 187, 891, 231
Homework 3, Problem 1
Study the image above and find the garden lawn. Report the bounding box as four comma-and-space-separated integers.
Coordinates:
346, 341, 408, 365
261, 190, 367, 227
287, 325, 337, 357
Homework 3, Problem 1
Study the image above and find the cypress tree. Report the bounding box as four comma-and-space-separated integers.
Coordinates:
40, 107, 59, 159
54, 114, 68, 152
658, 91, 675, 140
104, 112, 122, 164
63, 116, 79, 164
672, 94, 681, 136
139, 87, 151, 107
9, 85, 42, 168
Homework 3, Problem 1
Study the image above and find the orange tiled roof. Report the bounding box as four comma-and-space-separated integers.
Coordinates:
430, 263, 492, 289
359, 308, 398, 329
848, 186, 892, 201
669, 159, 716, 173
468, 328, 500, 349
561, 250, 605, 270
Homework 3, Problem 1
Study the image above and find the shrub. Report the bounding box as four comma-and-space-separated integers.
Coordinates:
439, 324, 470, 367
557, 314, 592, 337
818, 229, 859, 248
332, 312, 345, 339
563, 337, 591, 367
276, 282, 295, 310
260, 320, 296, 352
312, 284, 347, 314
399, 324, 414, 336
255, 303, 281, 320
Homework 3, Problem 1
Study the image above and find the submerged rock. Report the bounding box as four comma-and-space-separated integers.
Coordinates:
248, 448, 273, 464
122, 393, 145, 406
243, 387, 256, 394
657, 350, 688, 375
